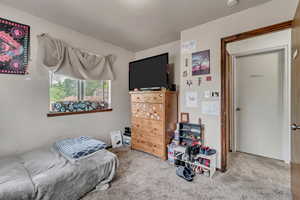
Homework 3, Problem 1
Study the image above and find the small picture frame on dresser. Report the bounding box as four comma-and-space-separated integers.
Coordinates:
180, 112, 190, 123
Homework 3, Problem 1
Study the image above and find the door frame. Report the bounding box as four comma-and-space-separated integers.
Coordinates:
231, 46, 289, 157
220, 20, 293, 172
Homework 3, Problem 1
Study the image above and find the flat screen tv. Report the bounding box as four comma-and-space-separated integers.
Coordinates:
129, 53, 169, 91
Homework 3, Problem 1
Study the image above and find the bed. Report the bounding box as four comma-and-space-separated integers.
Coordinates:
0, 146, 118, 200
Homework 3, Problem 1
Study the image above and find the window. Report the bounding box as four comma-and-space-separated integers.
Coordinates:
49, 73, 111, 115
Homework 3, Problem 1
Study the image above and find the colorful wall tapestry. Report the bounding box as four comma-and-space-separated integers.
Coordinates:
192, 50, 210, 76
0, 18, 30, 75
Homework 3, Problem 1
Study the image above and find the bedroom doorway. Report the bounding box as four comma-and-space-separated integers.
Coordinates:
232, 49, 285, 160
220, 21, 293, 172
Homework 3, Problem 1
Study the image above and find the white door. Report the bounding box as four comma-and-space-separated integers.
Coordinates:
235, 50, 284, 160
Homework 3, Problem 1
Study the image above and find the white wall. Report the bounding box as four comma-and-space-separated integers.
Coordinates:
227, 29, 292, 163
0, 3, 134, 157
134, 41, 181, 86
180, 0, 297, 168
227, 30, 292, 55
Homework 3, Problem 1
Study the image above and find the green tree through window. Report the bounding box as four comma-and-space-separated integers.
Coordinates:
49, 73, 111, 111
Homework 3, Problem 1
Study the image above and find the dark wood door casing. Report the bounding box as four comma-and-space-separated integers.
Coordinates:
291, 2, 300, 199
220, 20, 293, 172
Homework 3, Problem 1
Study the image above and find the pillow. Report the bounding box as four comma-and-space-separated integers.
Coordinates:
54, 136, 107, 162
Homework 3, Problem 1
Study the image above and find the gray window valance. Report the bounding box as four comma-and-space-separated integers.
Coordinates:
37, 34, 115, 80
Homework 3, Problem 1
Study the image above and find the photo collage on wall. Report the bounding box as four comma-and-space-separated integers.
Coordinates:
0, 17, 30, 75
182, 41, 215, 118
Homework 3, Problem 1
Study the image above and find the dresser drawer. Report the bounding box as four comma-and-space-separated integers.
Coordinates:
131, 93, 164, 103
145, 93, 164, 103
132, 127, 163, 140
132, 138, 165, 158
131, 94, 145, 102
133, 133, 163, 146
131, 103, 163, 121
132, 118, 164, 137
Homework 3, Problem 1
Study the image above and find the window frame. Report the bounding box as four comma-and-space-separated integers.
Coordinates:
48, 73, 112, 117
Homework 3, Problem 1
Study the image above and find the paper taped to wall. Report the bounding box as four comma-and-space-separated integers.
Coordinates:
202, 101, 220, 116
185, 91, 198, 108
182, 40, 197, 52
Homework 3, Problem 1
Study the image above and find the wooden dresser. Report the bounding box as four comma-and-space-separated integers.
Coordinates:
130, 90, 178, 160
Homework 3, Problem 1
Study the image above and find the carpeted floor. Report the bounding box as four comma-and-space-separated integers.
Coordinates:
82, 148, 291, 200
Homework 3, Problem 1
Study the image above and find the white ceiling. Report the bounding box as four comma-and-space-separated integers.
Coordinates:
0, 0, 272, 52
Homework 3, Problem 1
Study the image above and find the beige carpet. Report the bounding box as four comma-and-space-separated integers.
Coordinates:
82, 148, 291, 200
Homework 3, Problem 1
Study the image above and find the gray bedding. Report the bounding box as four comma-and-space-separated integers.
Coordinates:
0, 147, 118, 200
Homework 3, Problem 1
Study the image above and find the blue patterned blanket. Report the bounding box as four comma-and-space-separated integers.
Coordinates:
54, 136, 107, 161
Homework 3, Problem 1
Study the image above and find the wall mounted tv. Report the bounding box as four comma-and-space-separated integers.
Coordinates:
129, 53, 169, 91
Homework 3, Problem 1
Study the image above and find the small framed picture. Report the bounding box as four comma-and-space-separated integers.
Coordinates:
181, 112, 190, 123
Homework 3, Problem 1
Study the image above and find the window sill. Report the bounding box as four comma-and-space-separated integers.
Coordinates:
47, 108, 113, 117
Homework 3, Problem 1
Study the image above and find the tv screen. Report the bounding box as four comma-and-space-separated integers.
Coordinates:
129, 53, 169, 91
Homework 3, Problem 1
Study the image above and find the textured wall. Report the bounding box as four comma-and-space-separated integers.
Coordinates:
180, 0, 297, 167
0, 3, 133, 157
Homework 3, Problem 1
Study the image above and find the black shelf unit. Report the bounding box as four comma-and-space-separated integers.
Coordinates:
179, 123, 203, 146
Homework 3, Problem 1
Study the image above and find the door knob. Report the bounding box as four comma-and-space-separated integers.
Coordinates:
236, 107, 241, 111
291, 124, 300, 131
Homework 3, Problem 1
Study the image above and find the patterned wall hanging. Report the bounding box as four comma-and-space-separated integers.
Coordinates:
0, 18, 30, 75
